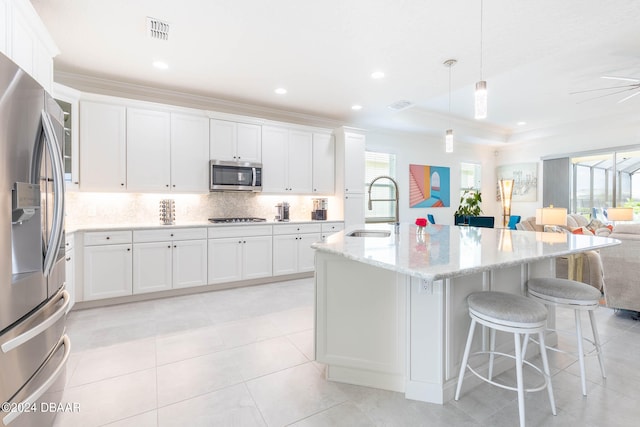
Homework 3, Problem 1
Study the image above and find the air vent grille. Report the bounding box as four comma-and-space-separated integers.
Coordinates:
147, 17, 170, 41
387, 100, 413, 112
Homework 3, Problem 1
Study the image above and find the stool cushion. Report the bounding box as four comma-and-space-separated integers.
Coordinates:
467, 291, 548, 324
527, 278, 601, 302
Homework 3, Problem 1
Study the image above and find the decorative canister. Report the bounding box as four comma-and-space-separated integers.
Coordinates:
159, 199, 175, 225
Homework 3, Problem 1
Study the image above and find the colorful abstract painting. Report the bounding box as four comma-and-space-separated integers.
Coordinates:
409, 164, 450, 208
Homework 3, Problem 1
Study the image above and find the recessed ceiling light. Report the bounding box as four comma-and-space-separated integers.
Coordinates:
351, 105, 363, 110
274, 88, 287, 95
517, 121, 527, 126
371, 71, 385, 79
152, 61, 168, 70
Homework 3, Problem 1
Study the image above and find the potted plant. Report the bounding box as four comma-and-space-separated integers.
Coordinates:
454, 190, 483, 225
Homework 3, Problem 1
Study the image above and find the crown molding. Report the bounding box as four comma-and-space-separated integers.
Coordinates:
53, 71, 344, 129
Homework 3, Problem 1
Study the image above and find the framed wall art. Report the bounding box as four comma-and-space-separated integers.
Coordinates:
496, 163, 538, 202
409, 164, 451, 208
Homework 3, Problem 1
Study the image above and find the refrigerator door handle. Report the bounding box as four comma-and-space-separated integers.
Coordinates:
0, 290, 69, 354
2, 335, 70, 426
40, 111, 65, 277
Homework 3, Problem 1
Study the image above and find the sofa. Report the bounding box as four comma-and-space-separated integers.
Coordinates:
516, 214, 640, 313
598, 223, 640, 312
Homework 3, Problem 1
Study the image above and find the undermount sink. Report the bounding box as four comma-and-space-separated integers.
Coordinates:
347, 230, 391, 238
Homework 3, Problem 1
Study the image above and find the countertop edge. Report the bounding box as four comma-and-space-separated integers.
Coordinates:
68, 219, 344, 233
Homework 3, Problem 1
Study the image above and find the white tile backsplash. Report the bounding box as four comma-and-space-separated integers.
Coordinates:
65, 191, 339, 228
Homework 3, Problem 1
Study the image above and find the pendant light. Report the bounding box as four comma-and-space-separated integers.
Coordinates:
475, 0, 487, 119
444, 59, 457, 153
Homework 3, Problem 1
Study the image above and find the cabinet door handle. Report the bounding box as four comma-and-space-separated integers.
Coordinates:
121, 183, 125, 186
65, 257, 71, 262
106, 236, 110, 240
168, 245, 171, 248
174, 245, 177, 248
127, 248, 131, 251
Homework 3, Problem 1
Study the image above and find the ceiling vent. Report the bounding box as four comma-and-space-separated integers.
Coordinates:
387, 100, 414, 112
147, 17, 170, 41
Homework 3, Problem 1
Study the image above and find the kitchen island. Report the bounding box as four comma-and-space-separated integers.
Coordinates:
311, 223, 619, 404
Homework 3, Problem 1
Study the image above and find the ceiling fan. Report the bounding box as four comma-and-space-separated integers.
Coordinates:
570, 75, 640, 104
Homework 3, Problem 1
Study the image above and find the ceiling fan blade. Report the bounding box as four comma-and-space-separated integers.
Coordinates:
601, 75, 640, 82
575, 87, 639, 104
618, 90, 640, 103
569, 84, 637, 95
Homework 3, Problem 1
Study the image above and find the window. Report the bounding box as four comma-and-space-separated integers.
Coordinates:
570, 149, 640, 219
460, 162, 481, 197
365, 151, 397, 222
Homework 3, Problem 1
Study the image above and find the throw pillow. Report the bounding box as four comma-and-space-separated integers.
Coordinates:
586, 219, 606, 233
572, 226, 594, 235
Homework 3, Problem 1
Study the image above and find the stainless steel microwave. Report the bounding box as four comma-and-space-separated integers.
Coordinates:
210, 160, 262, 191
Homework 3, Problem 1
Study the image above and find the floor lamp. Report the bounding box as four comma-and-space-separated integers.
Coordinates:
498, 179, 514, 227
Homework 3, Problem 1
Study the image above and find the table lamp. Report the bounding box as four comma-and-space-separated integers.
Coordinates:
607, 207, 633, 224
535, 205, 567, 228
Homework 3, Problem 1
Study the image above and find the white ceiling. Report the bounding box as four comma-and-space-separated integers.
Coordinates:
31, 0, 640, 145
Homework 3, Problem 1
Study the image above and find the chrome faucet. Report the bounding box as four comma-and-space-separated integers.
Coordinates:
368, 175, 400, 233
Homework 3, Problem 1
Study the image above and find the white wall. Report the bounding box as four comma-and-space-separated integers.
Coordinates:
366, 130, 498, 225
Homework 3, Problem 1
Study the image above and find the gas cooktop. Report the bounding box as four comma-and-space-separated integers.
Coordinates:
208, 217, 267, 223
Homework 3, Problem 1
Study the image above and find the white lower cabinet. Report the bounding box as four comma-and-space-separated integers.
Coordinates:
64, 234, 75, 311
321, 222, 345, 240
132, 242, 173, 294
83, 231, 133, 301
208, 226, 273, 284
133, 228, 208, 294
173, 239, 208, 288
273, 223, 322, 275
344, 193, 365, 228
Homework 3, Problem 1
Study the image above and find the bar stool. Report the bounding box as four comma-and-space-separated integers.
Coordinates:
455, 291, 556, 427
525, 277, 606, 396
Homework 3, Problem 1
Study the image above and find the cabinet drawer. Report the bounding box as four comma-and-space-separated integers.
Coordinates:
321, 222, 344, 233
133, 228, 207, 243
208, 225, 273, 239
84, 230, 132, 246
273, 223, 322, 235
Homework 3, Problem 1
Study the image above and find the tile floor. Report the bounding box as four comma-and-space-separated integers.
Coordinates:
54, 278, 640, 427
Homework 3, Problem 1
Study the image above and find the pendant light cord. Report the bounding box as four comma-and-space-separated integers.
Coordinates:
448, 65, 452, 115
480, 0, 484, 81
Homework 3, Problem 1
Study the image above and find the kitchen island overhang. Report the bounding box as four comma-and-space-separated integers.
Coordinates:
312, 224, 620, 404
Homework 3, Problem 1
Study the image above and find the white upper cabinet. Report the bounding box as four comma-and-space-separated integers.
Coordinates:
79, 101, 127, 191
343, 132, 366, 193
262, 126, 312, 193
171, 113, 209, 192
312, 133, 335, 194
288, 130, 313, 193
210, 119, 261, 163
0, 0, 8, 54
1, 0, 58, 93
261, 126, 288, 192
126, 108, 171, 192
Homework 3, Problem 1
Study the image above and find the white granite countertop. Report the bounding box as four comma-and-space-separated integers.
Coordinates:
68, 219, 343, 233
311, 223, 621, 282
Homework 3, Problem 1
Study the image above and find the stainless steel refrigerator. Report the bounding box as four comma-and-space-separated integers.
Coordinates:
0, 52, 70, 427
